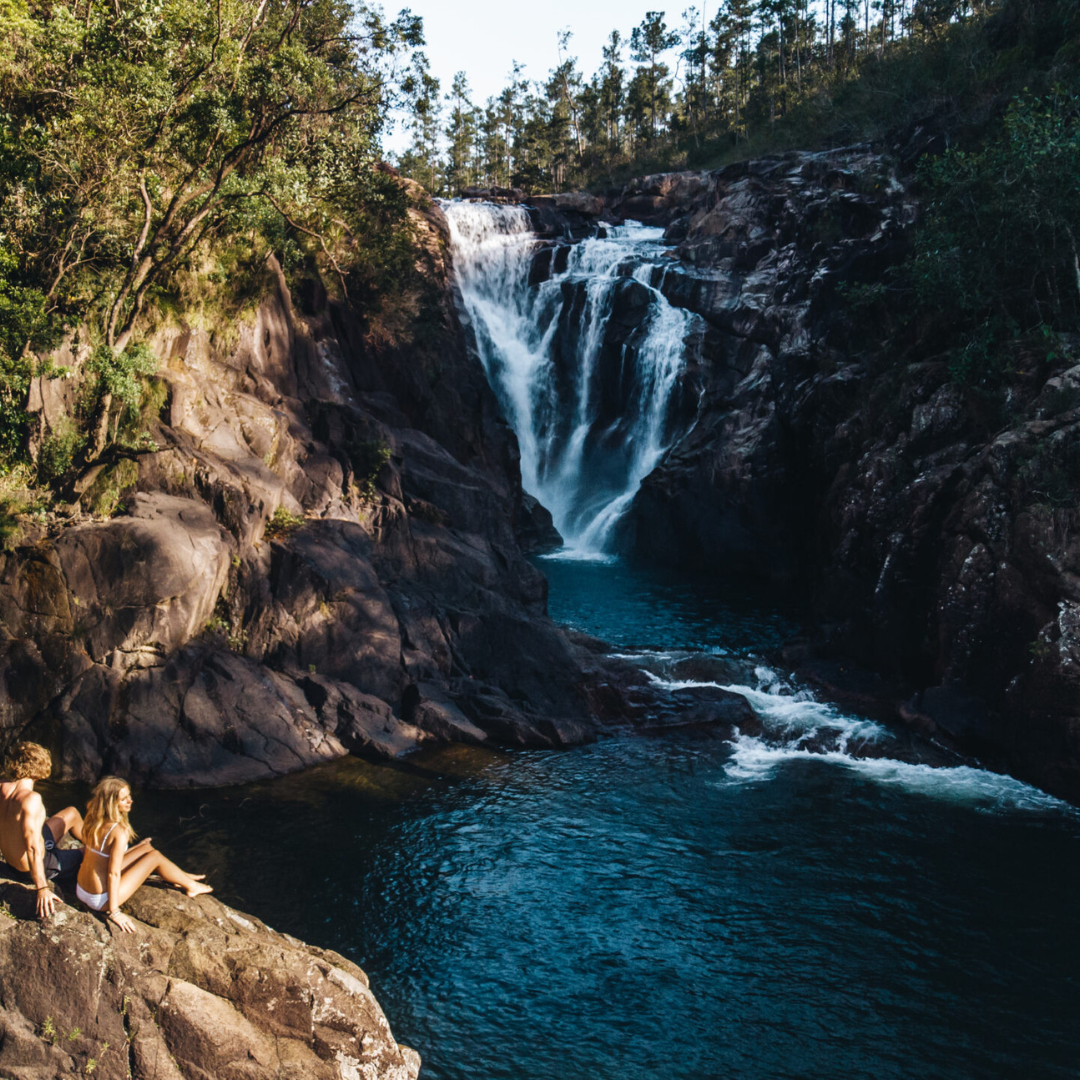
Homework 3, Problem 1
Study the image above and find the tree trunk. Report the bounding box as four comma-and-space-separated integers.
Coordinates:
87, 392, 113, 461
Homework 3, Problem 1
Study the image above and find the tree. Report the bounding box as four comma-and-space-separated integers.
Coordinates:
400, 53, 443, 194
600, 31, 626, 152
500, 61, 530, 187
630, 12, 681, 140
912, 91, 1080, 378
679, 7, 710, 145
445, 72, 477, 195
712, 0, 755, 141
546, 29, 585, 176
1, 0, 426, 466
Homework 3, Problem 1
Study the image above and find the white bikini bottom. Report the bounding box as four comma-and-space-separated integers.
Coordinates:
76, 883, 108, 911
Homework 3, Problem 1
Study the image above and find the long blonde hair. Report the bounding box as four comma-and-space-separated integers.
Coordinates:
83, 776, 136, 849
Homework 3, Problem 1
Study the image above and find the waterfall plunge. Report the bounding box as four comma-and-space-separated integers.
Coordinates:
443, 201, 694, 559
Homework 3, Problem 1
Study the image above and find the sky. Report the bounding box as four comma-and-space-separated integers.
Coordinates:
381, 0, 710, 154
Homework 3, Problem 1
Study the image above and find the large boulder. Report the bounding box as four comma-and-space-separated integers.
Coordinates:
0, 879, 420, 1080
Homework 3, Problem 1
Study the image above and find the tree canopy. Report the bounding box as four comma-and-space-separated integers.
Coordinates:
395, 0, 1080, 196
0, 0, 426, 466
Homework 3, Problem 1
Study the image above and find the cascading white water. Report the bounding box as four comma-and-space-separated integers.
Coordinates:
443, 200, 695, 559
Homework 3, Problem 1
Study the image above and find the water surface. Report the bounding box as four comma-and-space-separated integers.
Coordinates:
43, 559, 1080, 1080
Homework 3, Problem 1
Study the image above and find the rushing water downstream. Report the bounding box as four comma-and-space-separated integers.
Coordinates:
42, 203, 1080, 1078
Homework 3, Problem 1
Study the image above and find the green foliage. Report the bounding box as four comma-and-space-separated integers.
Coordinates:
1021, 429, 1080, 508
0, 241, 54, 461
350, 439, 390, 501
911, 90, 1080, 382
85, 343, 158, 412
0, 499, 22, 550
837, 280, 888, 310
82, 458, 139, 517
117, 375, 168, 449
0, 0, 429, 478
0, 465, 45, 550
914, 90, 1080, 325
400, 0, 1080, 195
37, 420, 86, 486
264, 504, 305, 539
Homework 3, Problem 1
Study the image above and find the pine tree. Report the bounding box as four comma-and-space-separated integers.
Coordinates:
630, 12, 681, 140
445, 72, 478, 195
600, 30, 626, 154
400, 54, 443, 194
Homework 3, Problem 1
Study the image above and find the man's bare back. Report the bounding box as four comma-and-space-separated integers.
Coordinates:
0, 742, 84, 918
0, 781, 46, 874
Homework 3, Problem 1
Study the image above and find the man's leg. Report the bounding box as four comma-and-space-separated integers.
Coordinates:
44, 806, 83, 845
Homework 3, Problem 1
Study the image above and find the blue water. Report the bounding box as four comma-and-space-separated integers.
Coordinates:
537, 555, 796, 653
44, 559, 1080, 1079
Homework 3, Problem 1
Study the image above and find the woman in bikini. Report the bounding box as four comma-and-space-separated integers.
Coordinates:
76, 776, 211, 933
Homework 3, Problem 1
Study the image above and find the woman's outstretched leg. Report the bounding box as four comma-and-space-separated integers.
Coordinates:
116, 849, 213, 906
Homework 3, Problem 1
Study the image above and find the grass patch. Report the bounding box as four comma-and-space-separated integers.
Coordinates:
264, 505, 305, 540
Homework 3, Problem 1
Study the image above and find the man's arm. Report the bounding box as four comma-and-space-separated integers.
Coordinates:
21, 794, 56, 919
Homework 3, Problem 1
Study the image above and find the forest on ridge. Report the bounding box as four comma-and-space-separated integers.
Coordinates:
0, 0, 1078, 540
395, 0, 1080, 194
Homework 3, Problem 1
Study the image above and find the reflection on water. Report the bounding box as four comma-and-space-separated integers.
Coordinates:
39, 560, 1080, 1080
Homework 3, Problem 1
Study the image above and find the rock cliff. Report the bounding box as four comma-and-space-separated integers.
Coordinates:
0, 195, 598, 788
0, 877, 419, 1079
501, 148, 1080, 802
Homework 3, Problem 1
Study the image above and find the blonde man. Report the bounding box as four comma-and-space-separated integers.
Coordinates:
0, 742, 85, 918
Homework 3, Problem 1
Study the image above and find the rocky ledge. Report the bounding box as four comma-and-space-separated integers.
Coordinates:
0, 877, 418, 1080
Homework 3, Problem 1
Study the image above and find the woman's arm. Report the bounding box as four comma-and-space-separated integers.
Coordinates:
105, 828, 135, 933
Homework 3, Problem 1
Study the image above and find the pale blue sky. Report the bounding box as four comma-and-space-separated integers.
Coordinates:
383, 0, 709, 153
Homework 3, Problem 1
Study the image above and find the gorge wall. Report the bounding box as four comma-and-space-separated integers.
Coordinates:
3, 146, 1079, 807
0, 192, 600, 790
510, 147, 1080, 802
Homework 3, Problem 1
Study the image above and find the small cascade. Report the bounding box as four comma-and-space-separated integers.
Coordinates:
443, 200, 697, 559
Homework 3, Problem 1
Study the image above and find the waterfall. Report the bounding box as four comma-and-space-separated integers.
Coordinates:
443, 200, 695, 559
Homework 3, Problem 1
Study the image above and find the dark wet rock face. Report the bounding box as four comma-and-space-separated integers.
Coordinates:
619, 148, 916, 583
0, 879, 420, 1079
1, 199, 599, 785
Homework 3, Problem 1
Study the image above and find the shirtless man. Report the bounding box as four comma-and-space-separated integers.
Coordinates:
0, 742, 84, 919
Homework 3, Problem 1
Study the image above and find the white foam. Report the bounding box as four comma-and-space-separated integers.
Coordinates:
721, 680, 886, 741
723, 733, 1073, 813
647, 666, 886, 743
539, 547, 619, 565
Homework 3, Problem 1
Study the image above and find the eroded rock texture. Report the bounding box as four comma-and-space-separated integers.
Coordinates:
1, 199, 595, 786
0, 879, 419, 1080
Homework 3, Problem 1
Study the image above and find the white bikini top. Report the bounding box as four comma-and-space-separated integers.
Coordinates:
88, 823, 118, 858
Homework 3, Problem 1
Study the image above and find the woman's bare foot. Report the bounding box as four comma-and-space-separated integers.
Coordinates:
188, 873, 206, 880
183, 881, 213, 898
